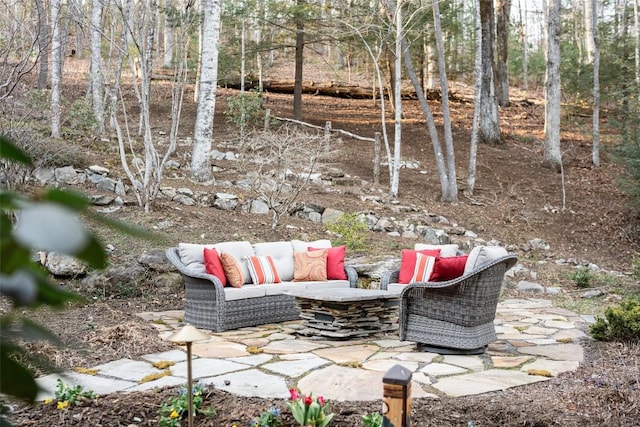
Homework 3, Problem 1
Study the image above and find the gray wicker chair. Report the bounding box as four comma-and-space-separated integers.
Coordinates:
380, 255, 518, 354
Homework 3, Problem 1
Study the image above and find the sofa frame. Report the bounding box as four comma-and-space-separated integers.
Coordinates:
166, 247, 359, 332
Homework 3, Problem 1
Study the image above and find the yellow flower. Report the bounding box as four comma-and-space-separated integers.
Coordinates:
44, 398, 53, 405
170, 410, 179, 419
57, 401, 69, 410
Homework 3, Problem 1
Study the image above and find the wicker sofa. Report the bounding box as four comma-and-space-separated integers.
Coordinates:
380, 245, 518, 354
166, 239, 358, 332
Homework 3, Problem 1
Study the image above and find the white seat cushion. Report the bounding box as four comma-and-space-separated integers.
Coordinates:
386, 283, 405, 295
224, 284, 266, 301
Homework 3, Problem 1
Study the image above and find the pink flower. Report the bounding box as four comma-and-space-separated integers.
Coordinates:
289, 388, 301, 400
317, 396, 325, 407
303, 396, 313, 406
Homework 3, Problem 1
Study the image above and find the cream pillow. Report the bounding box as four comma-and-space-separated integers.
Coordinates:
414, 243, 459, 257
464, 246, 508, 274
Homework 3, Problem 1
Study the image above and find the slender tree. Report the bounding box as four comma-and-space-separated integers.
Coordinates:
390, 0, 402, 197
478, 0, 501, 144
495, 0, 511, 107
590, 0, 600, 167
191, 0, 222, 181
89, 0, 105, 135
50, 0, 63, 138
467, 0, 483, 195
543, 0, 562, 171
36, 0, 49, 90
293, 0, 305, 120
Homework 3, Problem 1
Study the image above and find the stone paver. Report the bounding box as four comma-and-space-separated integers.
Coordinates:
36, 298, 591, 404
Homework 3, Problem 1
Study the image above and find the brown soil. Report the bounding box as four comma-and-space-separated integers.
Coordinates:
4, 69, 640, 426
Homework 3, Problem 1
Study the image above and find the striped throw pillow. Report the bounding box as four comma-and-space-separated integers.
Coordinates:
410, 253, 437, 283
247, 255, 281, 284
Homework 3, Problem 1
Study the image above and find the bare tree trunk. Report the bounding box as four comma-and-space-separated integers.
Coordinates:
478, 0, 502, 144
90, 0, 105, 135
543, 0, 562, 171
50, 0, 63, 138
163, 0, 174, 68
36, 0, 49, 90
584, 0, 595, 64
390, 0, 402, 197
495, 0, 511, 107
518, 0, 528, 91
191, 0, 222, 181
432, 0, 457, 202
590, 0, 600, 167
634, 0, 640, 86
468, 0, 483, 195
293, 0, 305, 121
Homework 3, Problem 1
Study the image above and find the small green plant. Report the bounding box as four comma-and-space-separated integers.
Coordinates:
65, 99, 97, 132
52, 379, 96, 408
158, 383, 215, 427
224, 90, 265, 130
362, 412, 383, 427
324, 213, 369, 252
251, 407, 283, 427
571, 267, 593, 288
632, 252, 640, 280
589, 297, 640, 342
287, 388, 334, 427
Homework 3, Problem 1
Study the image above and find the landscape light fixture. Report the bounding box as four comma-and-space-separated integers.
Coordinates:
167, 324, 210, 427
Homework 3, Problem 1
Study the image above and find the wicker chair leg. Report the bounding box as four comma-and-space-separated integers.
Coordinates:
417, 344, 488, 355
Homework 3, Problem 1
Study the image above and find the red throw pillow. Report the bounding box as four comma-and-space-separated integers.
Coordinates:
429, 255, 469, 282
309, 245, 347, 280
398, 249, 441, 284
203, 248, 228, 287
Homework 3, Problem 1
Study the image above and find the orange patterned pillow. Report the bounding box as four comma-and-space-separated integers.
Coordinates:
293, 250, 328, 281
219, 252, 245, 288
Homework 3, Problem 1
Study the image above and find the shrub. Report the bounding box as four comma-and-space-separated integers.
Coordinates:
571, 267, 593, 288
324, 213, 369, 252
224, 90, 266, 131
589, 297, 640, 342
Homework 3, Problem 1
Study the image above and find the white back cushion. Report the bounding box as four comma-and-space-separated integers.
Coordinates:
464, 246, 508, 274
291, 239, 332, 252
214, 241, 255, 284
414, 243, 459, 257
178, 243, 214, 274
254, 241, 295, 281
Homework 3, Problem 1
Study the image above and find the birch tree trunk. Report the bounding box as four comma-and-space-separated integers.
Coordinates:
36, 0, 48, 90
518, 0, 528, 91
478, 0, 501, 144
543, 0, 562, 171
432, 0, 457, 202
390, 0, 402, 197
584, 0, 595, 64
468, 0, 483, 195
590, 0, 600, 166
163, 0, 174, 68
634, 0, 639, 86
293, 0, 305, 121
495, 0, 511, 107
90, 0, 105, 135
50, 0, 63, 138
191, 0, 222, 181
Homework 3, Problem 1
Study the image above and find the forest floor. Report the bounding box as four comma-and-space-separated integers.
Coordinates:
3, 61, 640, 426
